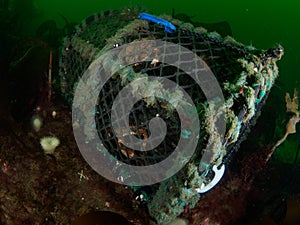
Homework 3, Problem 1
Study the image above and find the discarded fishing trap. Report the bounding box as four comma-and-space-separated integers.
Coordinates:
59, 9, 283, 225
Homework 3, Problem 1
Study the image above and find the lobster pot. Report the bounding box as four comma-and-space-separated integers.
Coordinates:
59, 9, 283, 225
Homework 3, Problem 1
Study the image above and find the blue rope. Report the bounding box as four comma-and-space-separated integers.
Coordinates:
139, 13, 176, 34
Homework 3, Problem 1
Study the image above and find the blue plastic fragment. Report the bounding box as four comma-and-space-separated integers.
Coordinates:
139, 12, 176, 33
181, 129, 192, 139
184, 188, 192, 194
256, 90, 266, 103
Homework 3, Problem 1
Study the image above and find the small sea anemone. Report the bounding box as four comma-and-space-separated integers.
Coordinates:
40, 136, 60, 154
31, 115, 43, 132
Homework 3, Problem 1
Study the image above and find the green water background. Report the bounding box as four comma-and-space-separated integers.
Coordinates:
32, 0, 300, 163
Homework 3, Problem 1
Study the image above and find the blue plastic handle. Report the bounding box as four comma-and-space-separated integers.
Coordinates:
139, 13, 176, 33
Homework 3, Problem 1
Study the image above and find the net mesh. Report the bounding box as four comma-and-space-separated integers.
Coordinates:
59, 9, 283, 224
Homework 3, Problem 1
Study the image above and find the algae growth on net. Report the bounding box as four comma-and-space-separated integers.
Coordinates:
59, 8, 284, 225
